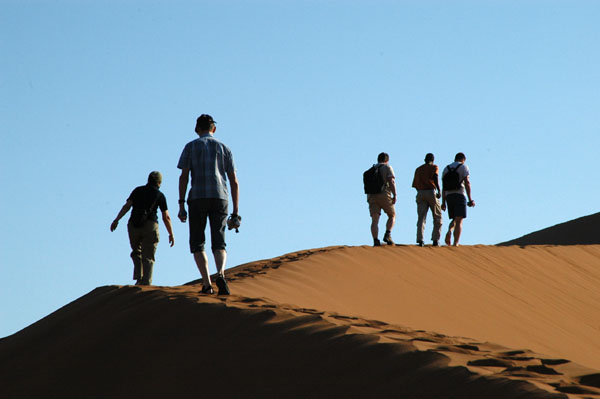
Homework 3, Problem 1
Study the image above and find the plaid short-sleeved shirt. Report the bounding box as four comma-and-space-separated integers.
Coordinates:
177, 134, 236, 200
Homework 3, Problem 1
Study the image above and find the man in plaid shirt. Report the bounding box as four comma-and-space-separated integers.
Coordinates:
177, 114, 240, 295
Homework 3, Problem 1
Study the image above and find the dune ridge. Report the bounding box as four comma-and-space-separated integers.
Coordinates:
1, 244, 599, 398
499, 212, 600, 246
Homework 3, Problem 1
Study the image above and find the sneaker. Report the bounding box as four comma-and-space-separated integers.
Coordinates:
201, 285, 214, 294
432, 240, 439, 247
417, 241, 424, 247
216, 275, 230, 296
383, 232, 395, 245
373, 238, 381, 247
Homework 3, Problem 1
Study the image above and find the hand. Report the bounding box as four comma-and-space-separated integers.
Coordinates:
467, 200, 475, 207
169, 234, 175, 247
178, 209, 187, 223
436, 192, 441, 199
110, 220, 119, 232
441, 204, 446, 211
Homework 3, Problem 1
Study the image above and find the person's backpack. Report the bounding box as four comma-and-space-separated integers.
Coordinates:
442, 164, 463, 191
363, 164, 385, 194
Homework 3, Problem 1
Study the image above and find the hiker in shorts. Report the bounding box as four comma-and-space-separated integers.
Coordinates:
110, 171, 174, 285
441, 152, 475, 246
177, 114, 240, 295
412, 153, 443, 247
367, 152, 396, 246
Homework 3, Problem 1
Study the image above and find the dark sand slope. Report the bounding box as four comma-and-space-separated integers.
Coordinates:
499, 212, 600, 246
1, 285, 598, 399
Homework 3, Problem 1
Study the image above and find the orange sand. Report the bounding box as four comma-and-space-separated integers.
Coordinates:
1, 244, 599, 398
228, 245, 600, 370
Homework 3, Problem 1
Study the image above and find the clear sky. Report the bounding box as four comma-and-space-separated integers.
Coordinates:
2, 0, 599, 338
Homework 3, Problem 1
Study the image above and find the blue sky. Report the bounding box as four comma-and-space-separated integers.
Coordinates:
1, 0, 599, 338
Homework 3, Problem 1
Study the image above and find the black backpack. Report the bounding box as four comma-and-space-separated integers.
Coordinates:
442, 164, 463, 191
363, 164, 385, 194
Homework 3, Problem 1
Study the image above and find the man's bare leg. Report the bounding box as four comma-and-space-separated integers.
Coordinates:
382, 211, 396, 245
445, 219, 455, 246
213, 249, 230, 295
193, 251, 212, 288
371, 214, 380, 240
452, 217, 464, 246
386, 213, 395, 232
213, 249, 227, 276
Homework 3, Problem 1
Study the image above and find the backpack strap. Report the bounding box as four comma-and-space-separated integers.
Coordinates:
447, 163, 462, 173
142, 188, 161, 216
149, 190, 160, 213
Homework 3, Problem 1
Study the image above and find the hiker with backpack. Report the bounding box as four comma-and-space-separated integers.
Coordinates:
412, 153, 443, 247
364, 152, 396, 246
110, 171, 175, 285
441, 153, 475, 246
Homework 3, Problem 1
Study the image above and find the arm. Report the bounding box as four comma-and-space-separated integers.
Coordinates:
464, 176, 475, 206
162, 210, 175, 247
227, 169, 239, 215
388, 175, 396, 204
440, 167, 446, 210
441, 188, 446, 211
411, 170, 418, 192
434, 173, 441, 198
178, 168, 190, 222
110, 200, 133, 231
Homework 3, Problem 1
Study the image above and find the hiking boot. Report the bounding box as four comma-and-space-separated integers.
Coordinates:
383, 231, 395, 245
432, 240, 439, 247
417, 241, 424, 247
373, 238, 381, 247
216, 275, 230, 296
201, 285, 214, 294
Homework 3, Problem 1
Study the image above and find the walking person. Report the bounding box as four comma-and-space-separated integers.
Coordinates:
177, 114, 240, 295
110, 171, 174, 285
365, 152, 397, 246
441, 152, 475, 246
412, 153, 443, 246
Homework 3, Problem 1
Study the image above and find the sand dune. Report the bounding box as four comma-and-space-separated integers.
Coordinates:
1, 244, 600, 398
225, 245, 600, 370
0, 285, 585, 399
499, 212, 600, 245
